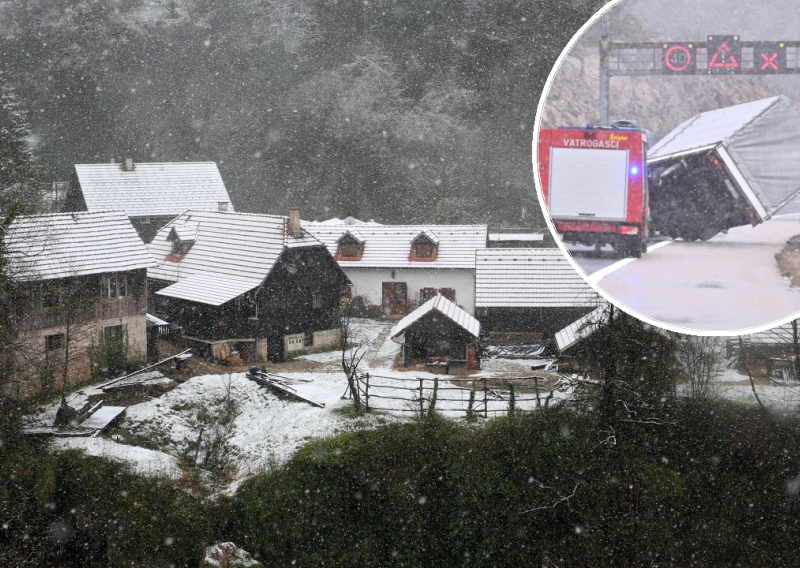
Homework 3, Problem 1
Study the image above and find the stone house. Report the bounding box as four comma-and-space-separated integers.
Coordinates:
1, 211, 155, 397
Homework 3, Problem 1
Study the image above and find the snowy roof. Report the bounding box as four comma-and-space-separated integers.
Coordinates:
648, 96, 781, 161
555, 304, 609, 352
148, 210, 325, 306
337, 230, 365, 244
74, 162, 234, 217
412, 230, 439, 245
743, 320, 798, 345
305, 223, 488, 269
390, 294, 480, 339
488, 233, 545, 242
5, 211, 156, 282
168, 222, 198, 243
475, 249, 599, 308
316, 216, 382, 226
146, 313, 169, 327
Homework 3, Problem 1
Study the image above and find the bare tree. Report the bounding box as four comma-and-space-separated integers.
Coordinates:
673, 335, 725, 400
339, 297, 367, 408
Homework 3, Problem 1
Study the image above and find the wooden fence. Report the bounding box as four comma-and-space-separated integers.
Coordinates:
353, 373, 552, 418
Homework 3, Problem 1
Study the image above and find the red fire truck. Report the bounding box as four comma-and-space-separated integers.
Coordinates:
537, 126, 651, 258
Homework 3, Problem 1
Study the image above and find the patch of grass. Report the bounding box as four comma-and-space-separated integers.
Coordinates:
333, 402, 371, 418
777, 238, 800, 286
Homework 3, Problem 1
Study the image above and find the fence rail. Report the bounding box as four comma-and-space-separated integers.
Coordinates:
353, 372, 552, 418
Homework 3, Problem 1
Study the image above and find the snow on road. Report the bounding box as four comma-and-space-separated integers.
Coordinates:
592, 215, 800, 332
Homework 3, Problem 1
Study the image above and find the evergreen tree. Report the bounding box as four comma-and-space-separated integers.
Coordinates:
0, 76, 40, 214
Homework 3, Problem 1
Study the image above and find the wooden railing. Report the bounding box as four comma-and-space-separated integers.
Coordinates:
353, 373, 552, 418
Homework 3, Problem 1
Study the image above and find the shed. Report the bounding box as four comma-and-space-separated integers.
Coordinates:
390, 294, 480, 369
475, 248, 599, 338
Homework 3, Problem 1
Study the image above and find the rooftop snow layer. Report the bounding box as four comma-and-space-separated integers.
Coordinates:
75, 162, 233, 217
475, 248, 599, 308
305, 223, 487, 269
5, 211, 156, 282
390, 294, 480, 339
149, 210, 325, 306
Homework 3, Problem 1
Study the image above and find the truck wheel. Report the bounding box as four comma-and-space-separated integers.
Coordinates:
641, 238, 648, 255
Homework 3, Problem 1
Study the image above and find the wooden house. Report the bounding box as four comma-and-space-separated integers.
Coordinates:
390, 294, 481, 369
63, 160, 233, 242
147, 208, 350, 363
1, 211, 156, 397
305, 223, 488, 315
475, 249, 599, 340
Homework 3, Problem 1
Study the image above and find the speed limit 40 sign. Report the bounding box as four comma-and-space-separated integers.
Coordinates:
662, 43, 696, 74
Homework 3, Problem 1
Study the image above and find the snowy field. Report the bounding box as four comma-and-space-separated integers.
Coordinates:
31, 318, 800, 493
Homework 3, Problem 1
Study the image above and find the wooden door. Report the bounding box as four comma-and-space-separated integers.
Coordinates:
381, 282, 408, 315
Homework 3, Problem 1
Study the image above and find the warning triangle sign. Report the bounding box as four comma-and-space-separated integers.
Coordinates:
709, 42, 739, 68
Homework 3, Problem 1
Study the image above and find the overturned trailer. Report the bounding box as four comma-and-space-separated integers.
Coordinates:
648, 96, 800, 241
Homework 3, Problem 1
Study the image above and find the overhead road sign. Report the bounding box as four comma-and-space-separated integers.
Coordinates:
662, 43, 696, 74
707, 35, 741, 74
753, 41, 786, 73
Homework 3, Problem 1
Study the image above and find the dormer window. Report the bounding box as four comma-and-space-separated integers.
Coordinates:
409, 231, 439, 262
166, 222, 198, 262
335, 231, 365, 261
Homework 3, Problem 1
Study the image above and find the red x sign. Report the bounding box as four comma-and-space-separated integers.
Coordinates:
761, 52, 778, 71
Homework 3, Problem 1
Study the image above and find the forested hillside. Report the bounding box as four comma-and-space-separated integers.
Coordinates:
0, 0, 604, 225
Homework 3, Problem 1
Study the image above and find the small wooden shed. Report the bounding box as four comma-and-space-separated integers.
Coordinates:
390, 294, 480, 369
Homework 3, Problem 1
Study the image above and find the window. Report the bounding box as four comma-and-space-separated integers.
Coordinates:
409, 234, 438, 262
171, 240, 193, 258
312, 292, 323, 309
104, 324, 124, 342
305, 331, 314, 347
41, 285, 61, 308
105, 275, 128, 299
336, 235, 363, 260
45, 333, 64, 351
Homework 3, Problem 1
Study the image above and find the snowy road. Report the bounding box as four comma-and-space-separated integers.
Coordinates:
588, 214, 800, 332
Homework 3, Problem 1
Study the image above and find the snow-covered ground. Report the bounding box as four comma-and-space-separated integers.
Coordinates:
35, 318, 800, 493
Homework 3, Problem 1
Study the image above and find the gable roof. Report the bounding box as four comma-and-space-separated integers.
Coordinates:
305, 223, 487, 269
74, 162, 233, 218
5, 211, 156, 282
390, 294, 480, 339
148, 210, 326, 306
475, 248, 598, 308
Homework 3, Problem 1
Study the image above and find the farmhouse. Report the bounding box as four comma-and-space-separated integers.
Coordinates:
305, 223, 488, 315
0, 211, 155, 397
63, 160, 233, 242
475, 248, 599, 339
147, 208, 350, 363
390, 294, 481, 369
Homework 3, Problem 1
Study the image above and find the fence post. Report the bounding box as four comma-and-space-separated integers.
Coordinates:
419, 378, 425, 416
365, 373, 370, 411
534, 376, 541, 407
483, 378, 488, 419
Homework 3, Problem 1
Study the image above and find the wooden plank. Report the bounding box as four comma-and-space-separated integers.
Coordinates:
99, 349, 191, 390
248, 372, 325, 408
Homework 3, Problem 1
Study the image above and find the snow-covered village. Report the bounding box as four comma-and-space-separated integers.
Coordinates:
7, 0, 800, 567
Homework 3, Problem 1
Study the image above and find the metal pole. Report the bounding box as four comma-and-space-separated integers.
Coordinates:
599, 36, 610, 126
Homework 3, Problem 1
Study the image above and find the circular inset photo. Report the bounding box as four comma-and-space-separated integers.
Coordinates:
534, 0, 800, 335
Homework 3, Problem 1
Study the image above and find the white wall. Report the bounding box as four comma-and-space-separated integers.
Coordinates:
344, 268, 476, 314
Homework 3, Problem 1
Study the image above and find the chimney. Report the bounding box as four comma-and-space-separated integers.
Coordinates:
288, 207, 302, 236
122, 158, 134, 171
218, 201, 229, 212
